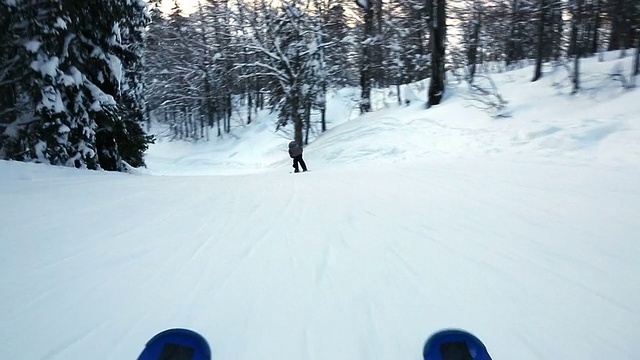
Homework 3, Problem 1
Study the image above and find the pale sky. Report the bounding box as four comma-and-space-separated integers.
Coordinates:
160, 0, 199, 14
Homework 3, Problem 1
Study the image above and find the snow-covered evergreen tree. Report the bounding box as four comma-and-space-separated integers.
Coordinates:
0, 0, 152, 171
75, 0, 152, 170
0, 0, 27, 154
111, 0, 155, 169
15, 0, 99, 168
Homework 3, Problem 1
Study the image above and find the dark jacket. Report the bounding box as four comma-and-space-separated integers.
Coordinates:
288, 141, 303, 158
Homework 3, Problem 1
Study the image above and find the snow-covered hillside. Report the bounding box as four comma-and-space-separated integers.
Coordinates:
1, 54, 639, 359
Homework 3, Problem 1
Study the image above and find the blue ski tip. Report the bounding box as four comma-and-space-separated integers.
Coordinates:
423, 329, 492, 360
138, 328, 211, 360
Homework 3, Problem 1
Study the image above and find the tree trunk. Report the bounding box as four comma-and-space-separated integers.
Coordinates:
287, 75, 303, 146
553, 5, 563, 60
608, 0, 623, 51
428, 0, 446, 106
244, 47, 252, 125
292, 91, 303, 146
570, 0, 581, 94
625, 15, 636, 50
573, 46, 580, 94
359, 2, 374, 114
304, 100, 311, 145
204, 76, 215, 128
247, 91, 252, 125
256, 77, 263, 110
320, 81, 326, 132
370, 0, 384, 87
216, 111, 221, 137
634, 32, 639, 76
200, 113, 205, 139
590, 0, 601, 54
225, 93, 231, 133
506, 0, 519, 66
183, 107, 189, 138
533, 0, 546, 82
468, 1, 481, 83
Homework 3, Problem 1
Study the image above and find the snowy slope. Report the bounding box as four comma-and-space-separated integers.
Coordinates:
1, 54, 640, 360
147, 53, 640, 174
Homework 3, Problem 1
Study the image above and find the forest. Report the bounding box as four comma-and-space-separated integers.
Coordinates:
1, 0, 638, 171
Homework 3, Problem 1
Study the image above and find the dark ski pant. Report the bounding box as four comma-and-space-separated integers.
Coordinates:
292, 155, 307, 172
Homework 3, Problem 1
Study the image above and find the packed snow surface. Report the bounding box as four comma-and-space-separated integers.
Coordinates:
1, 54, 639, 359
